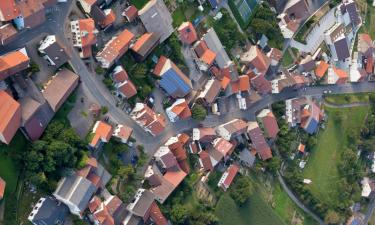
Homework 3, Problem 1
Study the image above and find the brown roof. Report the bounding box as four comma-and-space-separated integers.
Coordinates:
251, 74, 272, 94
78, 18, 97, 47
149, 202, 168, 225
194, 40, 208, 57
99, 9, 116, 28
130, 32, 160, 57
170, 99, 191, 120
0, 49, 30, 80
89, 196, 102, 213
115, 125, 133, 141
0, 177, 5, 199
42, 69, 79, 112
146, 114, 166, 136
247, 122, 272, 160
199, 151, 213, 171
123, 5, 138, 22
315, 61, 329, 79
260, 111, 279, 138
0, 23, 17, 45
200, 49, 216, 65
222, 164, 239, 187
213, 138, 235, 158
0, 90, 21, 144
268, 48, 282, 61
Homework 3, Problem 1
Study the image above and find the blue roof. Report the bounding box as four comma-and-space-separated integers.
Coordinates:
160, 68, 191, 97
208, 0, 218, 8
350, 218, 361, 225
304, 119, 319, 134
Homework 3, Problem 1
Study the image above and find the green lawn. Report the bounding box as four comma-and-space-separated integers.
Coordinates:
130, 0, 149, 9
281, 50, 294, 67
215, 192, 286, 225
324, 93, 371, 105
172, 7, 186, 27
302, 106, 369, 207
358, 0, 375, 39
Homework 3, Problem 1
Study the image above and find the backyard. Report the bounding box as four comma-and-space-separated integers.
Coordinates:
358, 0, 375, 39
302, 106, 369, 207
324, 92, 371, 105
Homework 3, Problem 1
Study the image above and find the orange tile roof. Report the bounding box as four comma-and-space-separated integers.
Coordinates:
89, 196, 102, 213
178, 133, 190, 145
0, 177, 5, 199
0, 90, 21, 144
171, 100, 191, 119
116, 125, 133, 140
222, 164, 239, 187
79, 18, 97, 47
91, 121, 113, 147
200, 49, 216, 65
298, 143, 305, 153
238, 75, 250, 91
333, 67, 348, 78
119, 80, 137, 98
113, 68, 129, 83
0, 0, 20, 21
100, 9, 116, 28
149, 202, 168, 225
214, 138, 234, 157
163, 167, 187, 187
17, 0, 44, 19
178, 21, 198, 45
194, 40, 208, 57
220, 76, 230, 90
315, 61, 329, 79
153, 55, 168, 76
0, 50, 29, 79
123, 5, 138, 22
131, 32, 153, 52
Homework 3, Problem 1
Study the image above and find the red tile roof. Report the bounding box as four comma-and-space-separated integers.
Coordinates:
89, 196, 102, 213
99, 9, 116, 28
170, 100, 192, 120
251, 74, 272, 94
78, 18, 97, 48
194, 40, 208, 58
259, 110, 279, 138
113, 67, 129, 83
149, 202, 168, 225
153, 56, 168, 76
123, 5, 138, 22
200, 49, 216, 65
222, 164, 239, 188
178, 21, 198, 45
131, 32, 153, 53
213, 138, 235, 158
0, 49, 30, 80
315, 61, 329, 79
0, 0, 20, 21
199, 151, 213, 171
90, 121, 113, 147
0, 177, 5, 199
0, 90, 21, 144
163, 167, 187, 187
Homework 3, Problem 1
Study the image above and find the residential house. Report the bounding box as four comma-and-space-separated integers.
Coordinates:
324, 23, 350, 62
196, 79, 221, 106
297, 143, 305, 154
13, 0, 46, 30
277, 0, 309, 38
202, 28, 232, 69
217, 164, 240, 191
239, 149, 256, 167
0, 48, 29, 80
122, 5, 138, 22
154, 146, 178, 170
216, 119, 248, 141
240, 45, 271, 76
0, 23, 17, 45
0, 90, 21, 144
153, 56, 192, 98
130, 32, 160, 62
111, 65, 137, 99
267, 48, 283, 66
89, 121, 113, 149
38, 35, 70, 68
28, 197, 69, 225
178, 21, 198, 45
358, 33, 374, 74
0, 177, 5, 200
350, 52, 367, 82
300, 55, 316, 72
0, 0, 21, 22
138, 0, 173, 43
97, 8, 116, 29
54, 158, 111, 217
89, 195, 127, 225
130, 103, 166, 136
192, 127, 217, 143
327, 67, 348, 84
113, 124, 133, 143
165, 136, 190, 174
19, 97, 54, 141
229, 75, 250, 94
257, 109, 279, 139
247, 121, 272, 160
96, 29, 135, 68
77, 0, 96, 14
199, 151, 213, 172
315, 60, 329, 79
42, 69, 79, 112
166, 98, 192, 122
361, 177, 375, 198
71, 18, 98, 58
251, 74, 272, 94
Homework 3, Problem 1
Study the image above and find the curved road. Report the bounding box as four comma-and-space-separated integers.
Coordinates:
2, 1, 375, 224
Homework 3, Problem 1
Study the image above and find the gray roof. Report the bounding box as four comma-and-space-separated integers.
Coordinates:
202, 28, 231, 69
43, 38, 70, 68
29, 197, 69, 225
128, 190, 155, 217
239, 149, 256, 167
334, 37, 350, 60
54, 175, 96, 212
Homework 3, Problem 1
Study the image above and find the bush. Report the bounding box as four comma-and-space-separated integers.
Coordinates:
192, 104, 207, 121
101, 106, 109, 115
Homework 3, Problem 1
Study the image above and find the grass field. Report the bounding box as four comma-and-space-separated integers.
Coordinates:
302, 106, 369, 207
324, 93, 371, 105
215, 193, 286, 225
358, 0, 375, 39
130, 0, 148, 9
172, 7, 186, 27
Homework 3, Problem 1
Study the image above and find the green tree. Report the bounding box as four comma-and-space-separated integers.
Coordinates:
266, 157, 281, 175
101, 106, 109, 115
192, 104, 207, 121
324, 210, 341, 224
170, 204, 188, 224
118, 165, 135, 181
230, 176, 253, 205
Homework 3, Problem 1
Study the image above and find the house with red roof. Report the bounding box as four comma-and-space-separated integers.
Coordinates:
230, 75, 250, 94
178, 21, 198, 45
111, 65, 137, 99
0, 177, 6, 200
0, 48, 29, 80
196, 79, 221, 106
216, 119, 248, 141
267, 48, 283, 66
251, 74, 272, 94
327, 67, 348, 84
240, 45, 271, 76
0, 0, 21, 22
71, 18, 98, 58
89, 121, 113, 149
113, 124, 133, 144
130, 32, 160, 62
96, 29, 135, 68
199, 151, 213, 172
315, 60, 329, 79
98, 9, 116, 28
0, 23, 17, 46
0, 90, 21, 144
218, 164, 239, 191
122, 5, 138, 22
89, 195, 127, 225
358, 33, 374, 74
166, 99, 191, 122
192, 127, 217, 143
247, 121, 272, 160
130, 103, 166, 136
154, 146, 178, 170
257, 109, 279, 139
207, 137, 235, 167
